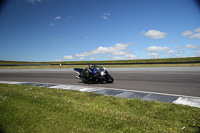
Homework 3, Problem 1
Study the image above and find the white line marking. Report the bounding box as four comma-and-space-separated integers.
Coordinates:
94, 86, 200, 99
173, 97, 200, 108
1, 81, 200, 108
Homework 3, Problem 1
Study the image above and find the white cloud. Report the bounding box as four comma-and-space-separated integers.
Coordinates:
194, 27, 200, 33
90, 57, 94, 60
75, 52, 90, 57
109, 56, 124, 60
54, 59, 62, 62
63, 55, 75, 60
55, 16, 61, 20
167, 50, 174, 54
101, 13, 110, 20
174, 46, 180, 49
26, 0, 42, 4
124, 54, 137, 59
184, 44, 199, 49
142, 30, 167, 39
66, 16, 73, 21
108, 53, 137, 60
79, 57, 85, 60
75, 43, 130, 57
146, 46, 171, 52
112, 51, 127, 55
50, 23, 55, 27
182, 27, 200, 39
178, 50, 185, 54
189, 33, 200, 39
74, 43, 137, 61
148, 53, 160, 59
182, 30, 193, 36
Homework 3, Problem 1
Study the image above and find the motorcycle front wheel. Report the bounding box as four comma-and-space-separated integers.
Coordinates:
106, 75, 114, 83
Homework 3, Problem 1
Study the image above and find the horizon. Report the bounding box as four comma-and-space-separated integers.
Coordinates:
1, 57, 199, 63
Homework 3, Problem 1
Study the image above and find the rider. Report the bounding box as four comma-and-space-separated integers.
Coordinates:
80, 64, 95, 80
86, 64, 99, 79
88, 64, 94, 74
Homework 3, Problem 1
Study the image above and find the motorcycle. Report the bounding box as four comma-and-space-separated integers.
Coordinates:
74, 65, 114, 84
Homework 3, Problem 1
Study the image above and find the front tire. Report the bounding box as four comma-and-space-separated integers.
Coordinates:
106, 75, 114, 83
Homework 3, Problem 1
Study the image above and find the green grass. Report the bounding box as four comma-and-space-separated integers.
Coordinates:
0, 57, 200, 69
0, 84, 200, 132
1, 57, 200, 64
0, 63, 200, 69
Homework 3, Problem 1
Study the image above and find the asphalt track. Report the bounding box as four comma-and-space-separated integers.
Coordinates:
0, 67, 200, 97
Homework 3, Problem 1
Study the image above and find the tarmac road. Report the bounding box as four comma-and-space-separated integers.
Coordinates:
0, 67, 200, 97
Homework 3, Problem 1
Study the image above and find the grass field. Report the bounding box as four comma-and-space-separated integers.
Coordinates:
0, 84, 200, 132
1, 57, 200, 64
0, 57, 200, 69
0, 63, 200, 69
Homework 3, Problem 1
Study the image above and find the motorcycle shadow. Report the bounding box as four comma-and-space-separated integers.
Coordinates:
78, 81, 113, 84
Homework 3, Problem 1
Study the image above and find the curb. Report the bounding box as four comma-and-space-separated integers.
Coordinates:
0, 81, 200, 108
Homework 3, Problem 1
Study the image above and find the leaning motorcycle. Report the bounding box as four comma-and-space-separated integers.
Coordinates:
74, 65, 114, 83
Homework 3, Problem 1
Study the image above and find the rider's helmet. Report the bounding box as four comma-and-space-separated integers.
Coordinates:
89, 64, 93, 70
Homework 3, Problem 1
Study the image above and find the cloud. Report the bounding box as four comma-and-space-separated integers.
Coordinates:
109, 53, 137, 60
54, 59, 62, 62
112, 51, 127, 55
90, 57, 94, 60
26, 0, 42, 4
148, 53, 160, 59
55, 16, 61, 20
74, 43, 137, 60
167, 50, 174, 54
178, 50, 185, 54
146, 46, 173, 58
182, 27, 200, 39
79, 57, 85, 60
109, 56, 124, 60
75, 43, 130, 57
182, 30, 193, 36
50, 23, 55, 27
101, 13, 110, 20
184, 44, 199, 49
142, 30, 167, 39
124, 53, 137, 59
174, 46, 180, 49
146, 46, 171, 52
194, 27, 200, 33
66, 16, 73, 21
63, 55, 75, 60
189, 33, 200, 39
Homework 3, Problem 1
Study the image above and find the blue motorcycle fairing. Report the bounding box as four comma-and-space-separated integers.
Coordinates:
93, 68, 98, 74
74, 68, 84, 74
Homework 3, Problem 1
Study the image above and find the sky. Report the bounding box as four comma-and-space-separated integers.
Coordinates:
0, 0, 200, 62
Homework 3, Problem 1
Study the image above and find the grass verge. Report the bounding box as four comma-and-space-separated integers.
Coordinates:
1, 57, 200, 64
0, 84, 200, 132
0, 63, 200, 69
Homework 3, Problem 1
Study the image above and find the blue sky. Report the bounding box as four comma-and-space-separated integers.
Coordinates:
0, 0, 200, 61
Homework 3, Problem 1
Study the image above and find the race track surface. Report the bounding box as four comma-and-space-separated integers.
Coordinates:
0, 67, 200, 97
